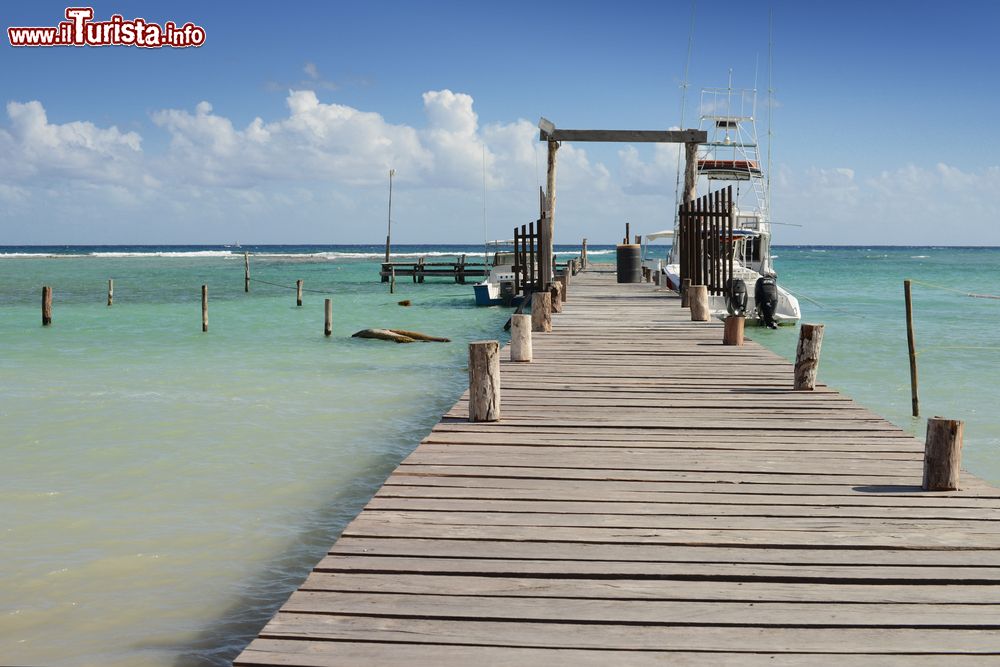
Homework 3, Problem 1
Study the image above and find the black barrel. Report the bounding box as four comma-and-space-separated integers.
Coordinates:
616, 244, 642, 283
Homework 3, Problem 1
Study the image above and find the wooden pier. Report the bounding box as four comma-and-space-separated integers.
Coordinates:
236, 268, 1000, 666
380, 258, 488, 284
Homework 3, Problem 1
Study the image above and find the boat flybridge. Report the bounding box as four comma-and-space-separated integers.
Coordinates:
660, 82, 800, 327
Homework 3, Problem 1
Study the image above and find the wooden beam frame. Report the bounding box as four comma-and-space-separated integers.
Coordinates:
538, 128, 707, 143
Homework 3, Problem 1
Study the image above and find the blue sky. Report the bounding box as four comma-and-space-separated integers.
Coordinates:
2, 1, 998, 245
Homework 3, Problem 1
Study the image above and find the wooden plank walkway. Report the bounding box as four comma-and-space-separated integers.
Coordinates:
235, 269, 1000, 666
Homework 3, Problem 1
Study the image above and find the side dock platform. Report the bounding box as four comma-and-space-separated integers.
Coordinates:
236, 268, 1000, 666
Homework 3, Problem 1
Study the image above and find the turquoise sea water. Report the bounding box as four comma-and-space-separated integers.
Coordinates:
1, 244, 997, 666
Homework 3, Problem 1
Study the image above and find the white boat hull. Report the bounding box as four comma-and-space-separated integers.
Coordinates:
661, 263, 801, 325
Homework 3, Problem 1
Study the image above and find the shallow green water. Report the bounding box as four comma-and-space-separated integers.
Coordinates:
1, 244, 997, 666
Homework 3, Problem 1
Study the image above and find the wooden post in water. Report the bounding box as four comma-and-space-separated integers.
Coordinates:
680, 278, 691, 308
295, 280, 303, 307
468, 340, 500, 422
549, 281, 563, 313
923, 417, 964, 491
904, 279, 919, 417
42, 286, 52, 326
531, 291, 552, 332
689, 285, 710, 321
794, 323, 825, 390
723, 315, 745, 346
324, 299, 332, 337
390, 268, 396, 294
244, 252, 250, 292
510, 314, 532, 362
201, 285, 208, 332
107, 279, 113, 307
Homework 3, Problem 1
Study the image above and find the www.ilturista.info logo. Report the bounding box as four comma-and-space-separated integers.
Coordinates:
8, 7, 206, 48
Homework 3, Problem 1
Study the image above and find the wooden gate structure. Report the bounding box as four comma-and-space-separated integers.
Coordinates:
537, 119, 707, 288
678, 185, 734, 296
512, 220, 540, 295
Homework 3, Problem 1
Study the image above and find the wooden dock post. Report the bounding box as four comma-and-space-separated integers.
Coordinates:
689, 285, 709, 321
468, 340, 500, 422
923, 417, 964, 491
296, 280, 303, 307
723, 315, 745, 346
531, 291, 552, 332
390, 268, 396, 294
549, 281, 563, 313
324, 299, 332, 337
680, 278, 691, 308
510, 314, 532, 362
904, 279, 919, 417
581, 238, 588, 268
42, 286, 52, 326
201, 285, 208, 332
107, 279, 113, 307
794, 323, 825, 390
244, 252, 250, 292
555, 274, 567, 303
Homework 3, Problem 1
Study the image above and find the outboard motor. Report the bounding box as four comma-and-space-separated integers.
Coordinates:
726, 278, 748, 316
754, 274, 779, 329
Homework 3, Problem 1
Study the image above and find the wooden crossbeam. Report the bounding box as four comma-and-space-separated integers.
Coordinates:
538, 127, 706, 143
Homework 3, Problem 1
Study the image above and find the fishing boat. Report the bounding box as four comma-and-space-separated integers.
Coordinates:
663, 81, 800, 327
473, 241, 521, 306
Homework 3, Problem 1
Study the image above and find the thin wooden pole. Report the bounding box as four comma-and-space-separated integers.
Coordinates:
468, 340, 500, 422
542, 139, 559, 287
683, 141, 698, 205
528, 220, 536, 291
324, 298, 332, 337
923, 417, 963, 491
904, 279, 919, 417
794, 323, 825, 390
42, 285, 52, 326
390, 267, 396, 294
244, 252, 250, 292
201, 285, 208, 332
107, 279, 113, 307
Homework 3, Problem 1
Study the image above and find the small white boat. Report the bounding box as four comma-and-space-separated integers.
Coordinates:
473, 242, 521, 307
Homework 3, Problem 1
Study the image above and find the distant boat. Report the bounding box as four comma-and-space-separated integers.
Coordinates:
473, 241, 521, 307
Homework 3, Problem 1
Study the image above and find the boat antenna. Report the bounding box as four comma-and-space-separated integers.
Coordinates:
384, 168, 394, 263
672, 0, 696, 227
766, 7, 774, 219
482, 144, 489, 263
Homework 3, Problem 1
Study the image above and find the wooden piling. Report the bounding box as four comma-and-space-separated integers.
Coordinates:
531, 291, 552, 333
201, 285, 208, 332
555, 274, 567, 303
324, 299, 332, 337
581, 238, 588, 268
923, 417, 964, 491
244, 252, 250, 292
549, 282, 563, 313
680, 278, 691, 308
723, 315, 745, 346
390, 268, 396, 294
794, 323, 825, 390
510, 314, 532, 362
107, 279, 113, 307
42, 286, 52, 326
625, 222, 630, 246
904, 279, 919, 417
689, 285, 710, 321
468, 340, 500, 422
296, 280, 303, 307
